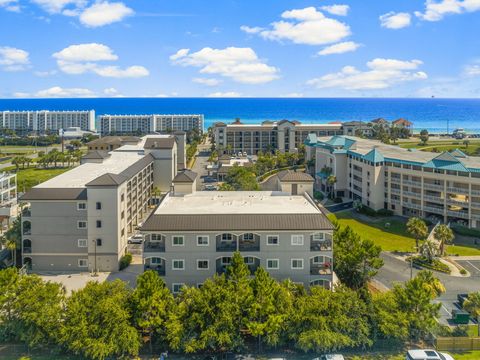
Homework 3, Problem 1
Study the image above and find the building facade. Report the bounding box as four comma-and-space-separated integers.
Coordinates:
140, 189, 334, 293
0, 172, 18, 224
306, 134, 480, 228
21, 134, 184, 273
99, 114, 204, 135
213, 119, 343, 154
0, 110, 95, 134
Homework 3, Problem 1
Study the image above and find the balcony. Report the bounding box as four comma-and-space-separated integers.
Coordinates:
216, 234, 237, 252
390, 188, 401, 195
447, 210, 469, 218
403, 202, 422, 210
390, 177, 401, 184
424, 195, 444, 203
471, 189, 480, 196
216, 257, 231, 274
238, 233, 260, 252
310, 236, 333, 251
144, 258, 166, 276
448, 187, 469, 195
244, 257, 261, 275
447, 198, 469, 206
403, 191, 421, 198
144, 240, 165, 253
424, 205, 444, 214
424, 183, 444, 191
403, 180, 422, 187
310, 262, 332, 275
21, 208, 31, 217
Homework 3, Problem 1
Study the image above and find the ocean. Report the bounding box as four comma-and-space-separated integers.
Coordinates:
1, 97, 480, 133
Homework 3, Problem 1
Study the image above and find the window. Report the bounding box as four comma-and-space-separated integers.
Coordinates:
172, 259, 185, 270
172, 283, 185, 294
244, 256, 255, 265
197, 235, 209, 246
121, 211, 124, 219
96, 202, 102, 210
266, 259, 279, 270
121, 193, 125, 202
242, 233, 254, 240
121, 228, 125, 237
312, 233, 325, 241
291, 235, 304, 246
78, 239, 87, 248
291, 259, 304, 269
267, 235, 279, 245
77, 202, 87, 210
152, 234, 165, 241
78, 259, 88, 267
96, 220, 102, 228
77, 221, 87, 229
96, 238, 102, 246
221, 233, 233, 241
172, 236, 184, 246
197, 259, 209, 270
151, 257, 162, 265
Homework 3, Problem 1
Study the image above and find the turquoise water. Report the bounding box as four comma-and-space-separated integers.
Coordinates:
1, 97, 479, 132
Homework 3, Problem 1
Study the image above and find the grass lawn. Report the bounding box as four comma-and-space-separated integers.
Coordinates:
11, 167, 73, 192
329, 211, 480, 256
398, 140, 480, 155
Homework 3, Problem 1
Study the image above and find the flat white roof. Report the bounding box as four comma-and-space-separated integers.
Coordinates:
155, 191, 320, 215
37, 151, 145, 188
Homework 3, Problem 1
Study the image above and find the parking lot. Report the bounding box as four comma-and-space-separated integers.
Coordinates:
457, 259, 480, 277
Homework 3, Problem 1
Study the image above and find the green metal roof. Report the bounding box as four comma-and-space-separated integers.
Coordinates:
363, 148, 384, 163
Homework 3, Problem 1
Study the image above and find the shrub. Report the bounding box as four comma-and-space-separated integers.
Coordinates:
334, 197, 343, 204
460, 268, 467, 275
376, 209, 394, 216
119, 253, 133, 270
411, 256, 451, 274
313, 191, 324, 201
357, 205, 377, 217
452, 325, 469, 337
451, 223, 480, 238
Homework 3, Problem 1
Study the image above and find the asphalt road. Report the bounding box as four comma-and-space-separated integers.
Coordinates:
376, 253, 480, 325
190, 143, 213, 190
457, 260, 480, 277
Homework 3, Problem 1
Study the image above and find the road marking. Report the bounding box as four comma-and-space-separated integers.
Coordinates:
466, 261, 480, 273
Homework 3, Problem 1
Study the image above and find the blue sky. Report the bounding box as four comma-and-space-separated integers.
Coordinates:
1, 0, 480, 98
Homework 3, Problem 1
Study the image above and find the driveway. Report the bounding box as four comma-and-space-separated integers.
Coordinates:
375, 252, 480, 325
191, 143, 214, 190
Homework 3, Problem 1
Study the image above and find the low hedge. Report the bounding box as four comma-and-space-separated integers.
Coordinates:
257, 165, 306, 182
119, 253, 133, 270
451, 223, 480, 238
410, 256, 451, 274
357, 206, 393, 217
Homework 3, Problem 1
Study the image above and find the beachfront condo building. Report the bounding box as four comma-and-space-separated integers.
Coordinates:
0, 110, 95, 134
213, 119, 343, 154
20, 134, 185, 273
0, 172, 18, 227
99, 114, 204, 135
306, 134, 480, 229
140, 183, 334, 293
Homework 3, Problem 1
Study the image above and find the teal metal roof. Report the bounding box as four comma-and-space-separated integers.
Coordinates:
450, 149, 468, 158
363, 148, 384, 163
422, 152, 469, 172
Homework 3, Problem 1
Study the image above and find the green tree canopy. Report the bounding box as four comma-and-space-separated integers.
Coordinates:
407, 217, 429, 251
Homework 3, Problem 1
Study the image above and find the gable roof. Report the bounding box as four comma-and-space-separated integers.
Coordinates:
450, 149, 468, 158
277, 170, 314, 182
371, 118, 389, 124
392, 118, 412, 126
143, 137, 175, 149
423, 152, 469, 172
86, 173, 127, 186
173, 170, 197, 183
22, 188, 87, 201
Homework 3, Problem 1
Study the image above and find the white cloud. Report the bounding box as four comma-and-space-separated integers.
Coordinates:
170, 47, 279, 84
415, 0, 480, 21
307, 58, 427, 90
53, 43, 118, 62
244, 6, 351, 46
380, 12, 412, 29
464, 64, 480, 77
207, 91, 242, 98
320, 4, 350, 16
317, 41, 361, 55
79, 2, 133, 27
34, 70, 57, 77
103, 87, 123, 97
193, 78, 222, 86
0, 46, 30, 71
53, 43, 149, 78
0, 0, 20, 12
240, 25, 264, 34
280, 92, 304, 98
31, 0, 86, 14
15, 86, 95, 98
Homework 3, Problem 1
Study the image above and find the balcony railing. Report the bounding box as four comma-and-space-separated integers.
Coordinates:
246, 263, 260, 275
424, 183, 444, 191
448, 187, 469, 195
424, 205, 444, 214
447, 198, 469, 206
144, 241, 165, 253
23, 247, 31, 254
310, 239, 333, 251
403, 191, 421, 198
239, 240, 260, 252
144, 264, 165, 276
390, 188, 401, 195
424, 195, 444, 203
310, 263, 333, 275
403, 180, 422, 187
403, 202, 422, 210
471, 189, 480, 196
216, 241, 237, 252
447, 210, 469, 218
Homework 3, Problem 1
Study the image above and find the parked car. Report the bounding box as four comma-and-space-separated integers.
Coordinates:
406, 349, 454, 360
312, 355, 345, 360
128, 234, 144, 244
203, 184, 217, 191
458, 293, 469, 307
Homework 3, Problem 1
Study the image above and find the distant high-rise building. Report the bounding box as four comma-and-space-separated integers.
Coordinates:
99, 114, 204, 135
0, 110, 95, 134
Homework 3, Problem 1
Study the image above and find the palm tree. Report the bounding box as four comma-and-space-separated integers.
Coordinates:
434, 224, 454, 256
3, 238, 16, 267
416, 270, 446, 297
326, 174, 337, 199
420, 239, 438, 263
463, 292, 480, 336
407, 217, 428, 252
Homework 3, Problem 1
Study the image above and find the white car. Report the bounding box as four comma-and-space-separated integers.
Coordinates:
406, 349, 454, 360
128, 234, 144, 244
